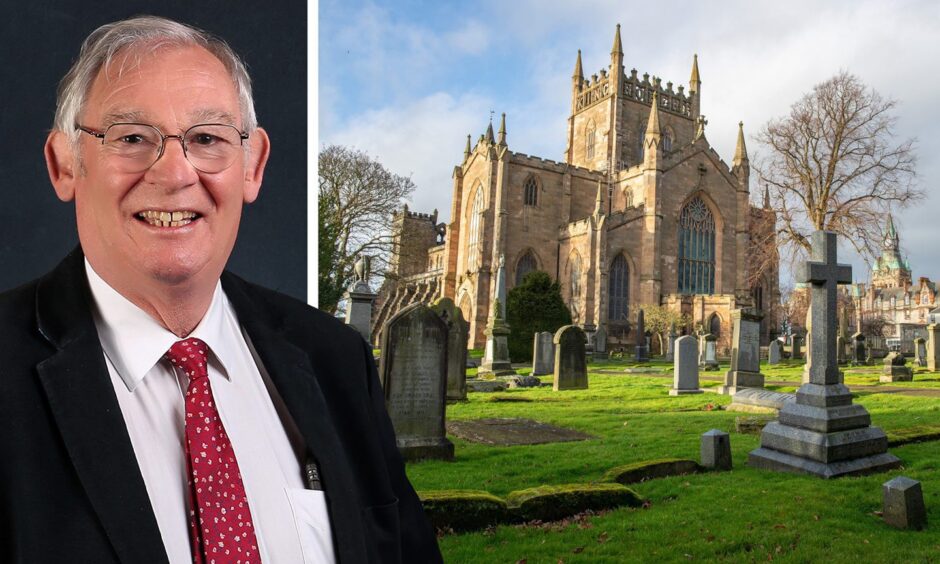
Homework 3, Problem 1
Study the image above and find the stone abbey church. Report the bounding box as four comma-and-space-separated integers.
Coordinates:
374, 24, 780, 351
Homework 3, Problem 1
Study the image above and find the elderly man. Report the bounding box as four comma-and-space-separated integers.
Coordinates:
0, 16, 441, 564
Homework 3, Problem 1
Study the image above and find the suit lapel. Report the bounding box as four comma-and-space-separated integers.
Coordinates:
223, 274, 369, 563
36, 249, 168, 564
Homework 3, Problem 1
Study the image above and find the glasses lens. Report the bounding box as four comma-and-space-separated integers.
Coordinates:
103, 124, 162, 172
184, 125, 243, 173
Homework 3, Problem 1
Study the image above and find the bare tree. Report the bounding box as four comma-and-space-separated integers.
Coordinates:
318, 145, 415, 314
755, 71, 920, 263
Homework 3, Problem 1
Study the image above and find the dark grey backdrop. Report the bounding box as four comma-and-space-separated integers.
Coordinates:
0, 1, 307, 301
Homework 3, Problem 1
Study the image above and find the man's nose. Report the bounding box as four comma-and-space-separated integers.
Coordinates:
147, 136, 199, 186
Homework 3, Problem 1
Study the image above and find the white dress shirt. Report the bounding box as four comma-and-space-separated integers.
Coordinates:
85, 261, 335, 564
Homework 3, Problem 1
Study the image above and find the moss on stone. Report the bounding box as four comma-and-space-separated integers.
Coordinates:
886, 425, 940, 447
602, 458, 702, 484
506, 483, 642, 522
418, 490, 510, 532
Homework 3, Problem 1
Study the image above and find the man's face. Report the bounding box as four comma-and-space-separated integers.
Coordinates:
48, 45, 268, 294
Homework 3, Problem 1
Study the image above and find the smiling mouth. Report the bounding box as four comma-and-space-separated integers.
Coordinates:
137, 210, 201, 228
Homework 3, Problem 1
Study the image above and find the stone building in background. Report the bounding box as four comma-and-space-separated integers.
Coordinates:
374, 24, 780, 350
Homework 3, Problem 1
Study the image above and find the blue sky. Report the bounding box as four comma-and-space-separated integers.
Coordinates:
319, 0, 940, 288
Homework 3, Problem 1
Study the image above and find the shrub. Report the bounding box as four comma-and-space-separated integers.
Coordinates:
506, 271, 572, 361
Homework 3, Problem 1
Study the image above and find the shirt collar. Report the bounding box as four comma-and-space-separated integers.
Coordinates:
85, 260, 239, 392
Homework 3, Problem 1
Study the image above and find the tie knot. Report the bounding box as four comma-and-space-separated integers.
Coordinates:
165, 338, 210, 381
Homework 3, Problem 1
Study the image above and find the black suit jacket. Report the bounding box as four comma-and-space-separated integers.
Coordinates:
0, 249, 442, 563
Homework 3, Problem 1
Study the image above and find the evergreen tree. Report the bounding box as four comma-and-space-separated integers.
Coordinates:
506, 271, 572, 361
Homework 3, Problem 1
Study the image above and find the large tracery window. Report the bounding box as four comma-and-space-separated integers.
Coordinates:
466, 186, 484, 270
515, 251, 537, 285
608, 254, 629, 322
677, 196, 716, 294
524, 176, 538, 206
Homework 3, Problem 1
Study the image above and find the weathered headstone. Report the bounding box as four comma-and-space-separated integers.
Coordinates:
344, 256, 377, 342
701, 430, 732, 470
665, 322, 678, 362
914, 337, 927, 368
531, 331, 554, 376
430, 297, 469, 401
836, 335, 846, 365
719, 309, 765, 394
593, 325, 609, 361
928, 324, 940, 371
882, 476, 927, 530
634, 310, 649, 362
699, 333, 719, 371
768, 340, 781, 365
479, 256, 516, 378
881, 352, 913, 383
851, 331, 866, 366
791, 335, 802, 360
379, 303, 454, 461
670, 335, 703, 395
749, 231, 900, 478
553, 325, 588, 391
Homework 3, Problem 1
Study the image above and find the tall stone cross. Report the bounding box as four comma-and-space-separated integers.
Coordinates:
796, 231, 852, 385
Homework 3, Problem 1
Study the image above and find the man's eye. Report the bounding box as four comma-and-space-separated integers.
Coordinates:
191, 134, 220, 145
119, 134, 147, 144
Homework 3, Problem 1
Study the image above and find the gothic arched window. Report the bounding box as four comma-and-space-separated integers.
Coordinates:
466, 186, 484, 270
752, 285, 764, 313
636, 128, 645, 161
677, 196, 716, 294
662, 128, 673, 152
524, 176, 538, 206
586, 123, 596, 159
515, 251, 538, 286
709, 313, 721, 337
608, 254, 629, 322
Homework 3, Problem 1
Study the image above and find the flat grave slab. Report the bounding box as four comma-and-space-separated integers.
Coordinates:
446, 418, 595, 446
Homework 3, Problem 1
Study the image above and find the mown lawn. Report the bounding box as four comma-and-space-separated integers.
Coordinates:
406, 358, 940, 563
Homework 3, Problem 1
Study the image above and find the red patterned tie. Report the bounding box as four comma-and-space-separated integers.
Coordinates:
166, 339, 261, 564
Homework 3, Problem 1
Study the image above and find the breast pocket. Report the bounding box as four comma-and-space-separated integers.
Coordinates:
286, 488, 336, 564
362, 498, 401, 564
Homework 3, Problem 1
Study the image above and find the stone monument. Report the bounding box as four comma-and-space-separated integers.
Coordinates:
553, 325, 588, 391
634, 310, 649, 362
593, 325, 609, 361
883, 476, 928, 530
344, 255, 377, 342
670, 336, 703, 395
665, 322, 678, 362
379, 303, 454, 461
851, 332, 866, 366
880, 352, 913, 383
768, 340, 781, 365
927, 324, 940, 371
913, 337, 927, 368
719, 309, 765, 395
699, 333, 719, 371
791, 335, 802, 360
532, 331, 554, 375
479, 255, 516, 378
749, 231, 900, 477
429, 297, 469, 401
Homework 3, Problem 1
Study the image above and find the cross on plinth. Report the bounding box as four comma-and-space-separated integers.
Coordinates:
796, 231, 852, 385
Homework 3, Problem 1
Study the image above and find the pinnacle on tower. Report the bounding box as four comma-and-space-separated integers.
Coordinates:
884, 214, 899, 250
689, 53, 701, 92
733, 121, 749, 165
485, 120, 495, 144
497, 112, 507, 146
464, 134, 472, 161
645, 92, 662, 140
573, 49, 584, 82
611, 23, 623, 56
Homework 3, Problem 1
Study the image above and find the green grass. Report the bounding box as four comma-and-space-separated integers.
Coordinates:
408, 359, 940, 562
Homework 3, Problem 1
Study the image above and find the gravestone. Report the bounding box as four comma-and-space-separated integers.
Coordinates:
749, 231, 900, 477
479, 256, 516, 378
379, 303, 454, 461
430, 297, 469, 401
768, 341, 781, 365
699, 333, 719, 371
881, 352, 913, 383
553, 325, 588, 391
701, 430, 732, 470
593, 325, 609, 361
634, 310, 649, 362
851, 332, 866, 366
531, 331, 554, 376
670, 335, 703, 395
665, 322, 678, 362
836, 335, 846, 365
719, 309, 765, 395
791, 335, 802, 360
914, 337, 927, 368
882, 476, 927, 530
344, 256, 377, 342
928, 324, 940, 371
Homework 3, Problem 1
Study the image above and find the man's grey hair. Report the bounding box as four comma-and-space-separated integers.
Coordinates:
54, 15, 257, 144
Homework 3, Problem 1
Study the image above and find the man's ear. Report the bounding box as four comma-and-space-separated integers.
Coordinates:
242, 127, 271, 204
45, 131, 77, 202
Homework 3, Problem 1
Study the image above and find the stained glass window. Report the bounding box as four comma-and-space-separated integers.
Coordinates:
524, 176, 538, 206
608, 254, 629, 321
467, 186, 484, 269
677, 196, 715, 294
515, 251, 537, 285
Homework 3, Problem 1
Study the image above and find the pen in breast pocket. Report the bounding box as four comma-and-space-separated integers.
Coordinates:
304, 459, 323, 491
